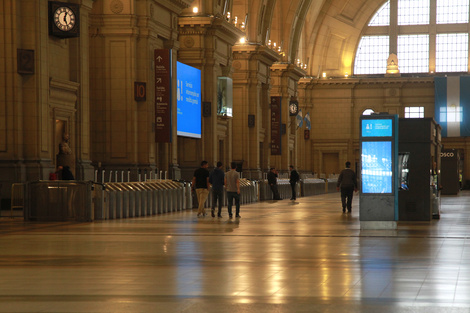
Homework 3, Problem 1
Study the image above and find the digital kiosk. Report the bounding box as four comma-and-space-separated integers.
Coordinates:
359, 114, 399, 229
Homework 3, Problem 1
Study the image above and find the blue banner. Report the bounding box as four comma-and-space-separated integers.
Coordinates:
435, 76, 470, 137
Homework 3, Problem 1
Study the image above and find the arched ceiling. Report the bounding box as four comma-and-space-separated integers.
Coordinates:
233, 0, 386, 76
186, 0, 386, 77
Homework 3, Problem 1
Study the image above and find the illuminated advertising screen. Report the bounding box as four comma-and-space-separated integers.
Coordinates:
362, 119, 393, 137
361, 141, 393, 194
177, 62, 201, 138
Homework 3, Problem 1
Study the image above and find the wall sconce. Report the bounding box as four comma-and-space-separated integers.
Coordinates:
344, 72, 349, 78
322, 72, 327, 78
193, 7, 198, 13
240, 37, 246, 44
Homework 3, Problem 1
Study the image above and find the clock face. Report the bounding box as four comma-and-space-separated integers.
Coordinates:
289, 103, 298, 115
54, 7, 76, 32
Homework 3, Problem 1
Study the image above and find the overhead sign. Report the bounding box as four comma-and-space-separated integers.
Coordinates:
271, 96, 282, 155
155, 49, 172, 143
361, 119, 393, 137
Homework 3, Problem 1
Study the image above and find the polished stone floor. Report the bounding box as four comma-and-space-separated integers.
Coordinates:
1, 191, 470, 312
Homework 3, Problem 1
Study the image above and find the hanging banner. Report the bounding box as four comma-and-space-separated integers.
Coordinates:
155, 49, 172, 143
435, 76, 470, 137
271, 96, 282, 155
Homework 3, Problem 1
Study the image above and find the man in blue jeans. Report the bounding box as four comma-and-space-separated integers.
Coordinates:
225, 162, 241, 218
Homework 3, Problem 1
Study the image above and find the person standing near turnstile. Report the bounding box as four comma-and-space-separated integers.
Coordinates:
192, 161, 211, 217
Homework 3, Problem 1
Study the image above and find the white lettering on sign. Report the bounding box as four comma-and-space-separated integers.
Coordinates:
440, 152, 455, 158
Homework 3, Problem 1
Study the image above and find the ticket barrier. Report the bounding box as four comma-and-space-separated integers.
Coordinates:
326, 178, 338, 193
300, 178, 326, 197
167, 181, 181, 212
121, 183, 136, 218
141, 183, 154, 216
159, 181, 174, 212
105, 184, 118, 219
146, 182, 163, 215
277, 179, 290, 199
114, 183, 131, 218
183, 182, 192, 209
131, 183, 148, 217
111, 184, 123, 218
25, 181, 94, 222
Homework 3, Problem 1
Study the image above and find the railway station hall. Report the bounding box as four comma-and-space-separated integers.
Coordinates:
4, 0, 470, 312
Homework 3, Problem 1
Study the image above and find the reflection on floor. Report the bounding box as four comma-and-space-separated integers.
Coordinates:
1, 191, 470, 312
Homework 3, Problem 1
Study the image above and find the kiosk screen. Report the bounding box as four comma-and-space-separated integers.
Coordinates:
362, 141, 393, 194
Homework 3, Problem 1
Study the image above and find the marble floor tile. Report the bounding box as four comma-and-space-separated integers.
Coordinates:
2, 191, 470, 312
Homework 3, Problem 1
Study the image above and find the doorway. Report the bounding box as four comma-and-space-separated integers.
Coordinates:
323, 153, 339, 177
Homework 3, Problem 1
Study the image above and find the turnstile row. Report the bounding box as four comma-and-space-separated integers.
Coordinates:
258, 178, 338, 200
96, 181, 189, 220
98, 178, 340, 219
198, 179, 258, 209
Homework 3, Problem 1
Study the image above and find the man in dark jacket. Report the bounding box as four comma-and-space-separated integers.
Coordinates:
289, 165, 300, 200
336, 161, 358, 213
267, 167, 282, 200
209, 161, 225, 217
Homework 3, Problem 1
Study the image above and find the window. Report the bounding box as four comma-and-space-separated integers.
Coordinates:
398, 35, 429, 73
437, 0, 469, 24
436, 33, 468, 72
440, 106, 463, 122
369, 1, 390, 26
355, 0, 470, 75
398, 0, 430, 25
405, 107, 424, 118
354, 36, 389, 75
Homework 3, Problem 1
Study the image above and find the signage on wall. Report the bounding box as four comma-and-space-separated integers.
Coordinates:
134, 82, 146, 101
270, 96, 282, 155
155, 49, 172, 143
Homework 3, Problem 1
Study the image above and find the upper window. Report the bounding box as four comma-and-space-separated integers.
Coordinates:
369, 2, 390, 26
436, 0, 469, 24
436, 33, 469, 72
398, 35, 429, 73
398, 0, 430, 25
354, 0, 470, 75
405, 107, 424, 118
355, 36, 390, 74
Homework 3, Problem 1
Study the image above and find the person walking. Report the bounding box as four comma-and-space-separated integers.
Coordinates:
192, 161, 211, 217
267, 167, 282, 200
225, 162, 241, 218
289, 165, 300, 200
209, 161, 225, 217
336, 161, 358, 213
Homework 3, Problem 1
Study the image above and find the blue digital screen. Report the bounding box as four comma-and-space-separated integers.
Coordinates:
177, 62, 201, 138
362, 119, 393, 137
361, 141, 393, 194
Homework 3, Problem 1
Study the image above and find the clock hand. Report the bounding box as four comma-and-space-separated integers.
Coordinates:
63, 12, 67, 24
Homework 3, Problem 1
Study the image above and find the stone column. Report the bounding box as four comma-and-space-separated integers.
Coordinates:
270, 63, 305, 172
231, 45, 280, 179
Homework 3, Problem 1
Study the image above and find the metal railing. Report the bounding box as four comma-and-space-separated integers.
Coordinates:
24, 181, 94, 222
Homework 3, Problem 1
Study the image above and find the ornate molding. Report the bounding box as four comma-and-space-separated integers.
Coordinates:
303, 76, 434, 87
179, 16, 245, 46
49, 78, 80, 108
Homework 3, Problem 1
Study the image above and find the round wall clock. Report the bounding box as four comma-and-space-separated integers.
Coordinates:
49, 2, 80, 38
